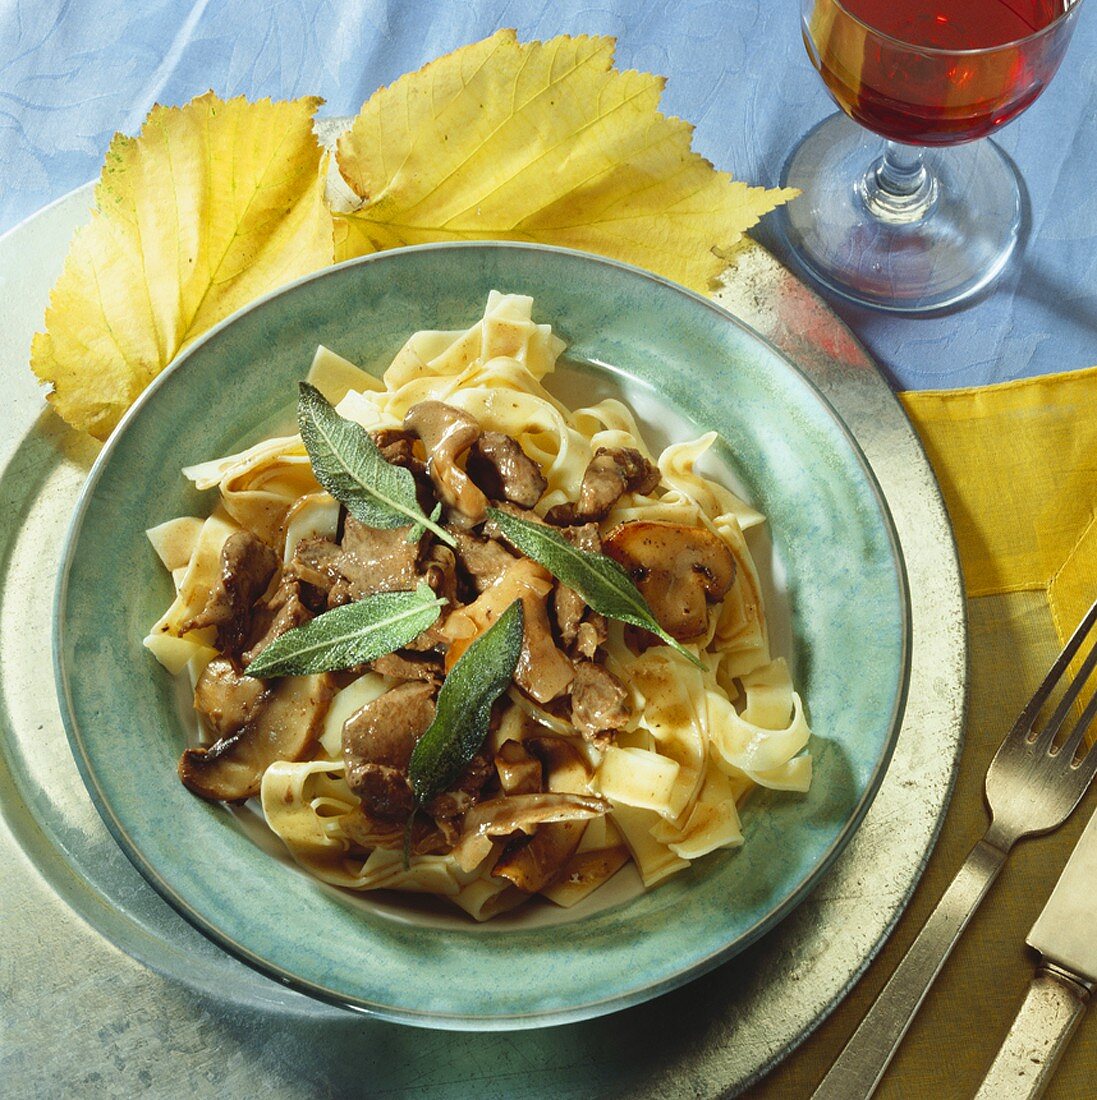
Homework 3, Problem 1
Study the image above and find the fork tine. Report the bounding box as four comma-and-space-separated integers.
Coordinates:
1016, 596, 1097, 741
1032, 627, 1097, 752
1058, 675, 1097, 765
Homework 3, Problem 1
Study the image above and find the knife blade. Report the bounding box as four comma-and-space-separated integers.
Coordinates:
975, 804, 1097, 1100
1028, 802, 1097, 978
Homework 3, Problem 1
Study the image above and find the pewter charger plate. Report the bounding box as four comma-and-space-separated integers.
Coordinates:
0, 186, 965, 1096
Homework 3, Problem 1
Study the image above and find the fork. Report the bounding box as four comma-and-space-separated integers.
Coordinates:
812, 596, 1097, 1100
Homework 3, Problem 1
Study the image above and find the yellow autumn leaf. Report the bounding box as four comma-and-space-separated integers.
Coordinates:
32, 92, 334, 440
333, 30, 796, 291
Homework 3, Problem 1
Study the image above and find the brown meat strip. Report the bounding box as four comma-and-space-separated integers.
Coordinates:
452, 530, 518, 594
551, 524, 602, 650
369, 651, 443, 683
328, 516, 423, 606
342, 681, 436, 819
371, 428, 424, 473
243, 578, 313, 664
570, 661, 631, 740
466, 431, 547, 508
546, 447, 660, 524
286, 536, 344, 603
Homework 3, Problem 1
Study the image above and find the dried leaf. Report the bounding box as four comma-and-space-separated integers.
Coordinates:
32, 93, 334, 439
334, 30, 795, 291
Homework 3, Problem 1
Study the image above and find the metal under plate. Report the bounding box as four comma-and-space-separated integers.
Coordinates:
0, 185, 965, 1098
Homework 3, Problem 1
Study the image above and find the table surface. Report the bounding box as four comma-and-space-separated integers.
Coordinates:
2, 0, 1095, 392
2, 4, 1094, 1098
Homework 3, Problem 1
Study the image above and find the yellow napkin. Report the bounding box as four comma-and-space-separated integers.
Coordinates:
747, 366, 1097, 1099
902, 366, 1097, 694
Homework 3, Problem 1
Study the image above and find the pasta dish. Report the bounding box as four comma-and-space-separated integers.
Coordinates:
144, 292, 812, 921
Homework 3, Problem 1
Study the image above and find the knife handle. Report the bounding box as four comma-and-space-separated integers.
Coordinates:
974, 963, 1091, 1100
811, 838, 1008, 1100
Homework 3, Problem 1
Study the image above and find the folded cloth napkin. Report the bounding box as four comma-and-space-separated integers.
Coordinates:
746, 365, 1097, 1100
903, 366, 1097, 693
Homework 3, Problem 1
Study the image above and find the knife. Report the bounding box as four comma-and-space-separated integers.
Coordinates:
974, 804, 1097, 1099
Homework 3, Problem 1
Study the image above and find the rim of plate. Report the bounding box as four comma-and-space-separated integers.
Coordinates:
54, 240, 912, 1028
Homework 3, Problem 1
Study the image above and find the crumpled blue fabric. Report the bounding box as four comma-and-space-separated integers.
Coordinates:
2, 0, 1094, 390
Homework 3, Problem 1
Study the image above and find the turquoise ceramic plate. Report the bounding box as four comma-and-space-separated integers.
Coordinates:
55, 243, 910, 1030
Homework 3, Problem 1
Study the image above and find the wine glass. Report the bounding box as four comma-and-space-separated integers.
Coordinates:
780, 0, 1084, 312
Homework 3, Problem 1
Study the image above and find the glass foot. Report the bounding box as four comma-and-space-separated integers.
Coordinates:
778, 113, 1023, 313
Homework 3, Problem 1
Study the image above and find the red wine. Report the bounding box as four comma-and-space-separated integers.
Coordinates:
807, 0, 1074, 144
839, 0, 1065, 51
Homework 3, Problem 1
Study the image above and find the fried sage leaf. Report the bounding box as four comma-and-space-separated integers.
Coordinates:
408, 599, 525, 806
297, 382, 454, 546
487, 507, 704, 667
245, 583, 445, 678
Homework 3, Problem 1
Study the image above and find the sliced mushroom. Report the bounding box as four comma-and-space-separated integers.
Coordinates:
186, 530, 278, 653
342, 681, 435, 819
568, 662, 631, 741
404, 401, 488, 522
441, 558, 572, 702
458, 792, 609, 839
603, 520, 736, 640
193, 657, 269, 741
179, 673, 334, 802
515, 592, 576, 704
492, 820, 586, 893
466, 431, 547, 508
546, 447, 660, 524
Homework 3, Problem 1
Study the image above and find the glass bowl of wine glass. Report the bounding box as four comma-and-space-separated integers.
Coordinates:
780, 0, 1084, 312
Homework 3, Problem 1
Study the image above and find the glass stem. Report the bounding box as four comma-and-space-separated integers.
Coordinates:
859, 141, 938, 225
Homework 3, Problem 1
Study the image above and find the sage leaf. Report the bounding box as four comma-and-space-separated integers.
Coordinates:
245, 582, 445, 678
408, 599, 525, 806
297, 382, 454, 546
407, 501, 442, 544
487, 507, 704, 668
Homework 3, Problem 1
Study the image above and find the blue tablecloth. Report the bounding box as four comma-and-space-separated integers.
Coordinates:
2, 0, 1094, 391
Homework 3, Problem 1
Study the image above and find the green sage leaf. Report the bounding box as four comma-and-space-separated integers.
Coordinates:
408, 599, 525, 806
407, 501, 443, 544
297, 382, 454, 546
487, 507, 704, 668
245, 582, 445, 678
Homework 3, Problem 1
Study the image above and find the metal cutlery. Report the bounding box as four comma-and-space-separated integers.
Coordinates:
812, 595, 1097, 1100
974, 803, 1097, 1099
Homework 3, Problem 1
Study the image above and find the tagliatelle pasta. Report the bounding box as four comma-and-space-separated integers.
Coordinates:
145, 291, 812, 920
